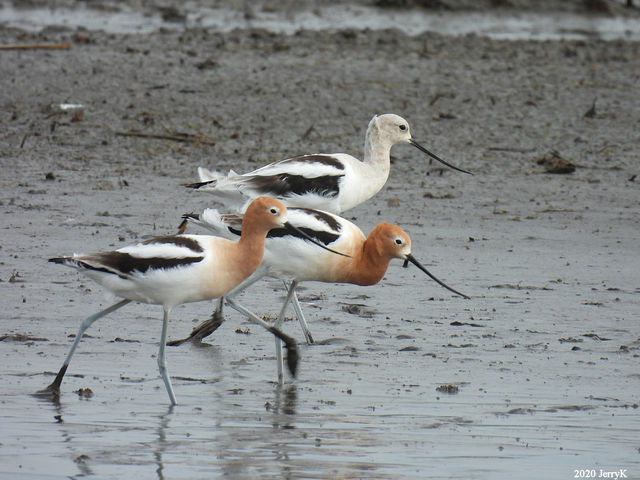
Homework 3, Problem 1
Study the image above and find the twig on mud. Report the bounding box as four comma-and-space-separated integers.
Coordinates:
301, 124, 315, 140
0, 43, 72, 51
115, 130, 216, 145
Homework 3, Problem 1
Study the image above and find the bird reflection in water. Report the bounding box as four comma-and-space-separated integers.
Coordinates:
153, 405, 175, 480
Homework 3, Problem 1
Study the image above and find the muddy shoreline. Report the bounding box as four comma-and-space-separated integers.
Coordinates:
1, 7, 639, 479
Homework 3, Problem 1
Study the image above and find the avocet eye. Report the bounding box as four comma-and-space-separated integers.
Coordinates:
399, 124, 407, 131
395, 238, 403, 245
269, 207, 279, 215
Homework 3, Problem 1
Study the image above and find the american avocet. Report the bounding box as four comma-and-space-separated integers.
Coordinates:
37, 197, 343, 405
173, 207, 469, 381
188, 114, 471, 214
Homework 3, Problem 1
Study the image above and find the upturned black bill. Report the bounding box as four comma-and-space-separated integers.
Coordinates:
410, 139, 473, 175
403, 254, 470, 299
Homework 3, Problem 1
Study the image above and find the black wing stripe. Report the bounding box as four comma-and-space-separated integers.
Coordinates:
251, 173, 344, 198
292, 208, 343, 232
267, 226, 340, 246
225, 209, 342, 241
81, 252, 204, 279
142, 235, 204, 253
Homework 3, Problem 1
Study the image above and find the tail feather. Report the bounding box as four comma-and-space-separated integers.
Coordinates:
185, 180, 216, 190
181, 208, 241, 239
49, 256, 86, 271
197, 166, 218, 181
192, 168, 245, 194
197, 166, 240, 181
177, 216, 192, 234
49, 256, 73, 265
191, 168, 252, 213
202, 209, 243, 234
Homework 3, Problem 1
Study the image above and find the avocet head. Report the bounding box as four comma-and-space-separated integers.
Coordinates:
371, 222, 470, 299
245, 196, 289, 229
368, 114, 413, 146
368, 113, 472, 175
371, 222, 412, 260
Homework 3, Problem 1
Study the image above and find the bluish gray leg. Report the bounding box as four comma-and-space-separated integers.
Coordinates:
167, 297, 224, 346
36, 299, 131, 399
283, 280, 313, 344
158, 308, 177, 405
226, 297, 298, 378
274, 282, 299, 384
226, 267, 268, 300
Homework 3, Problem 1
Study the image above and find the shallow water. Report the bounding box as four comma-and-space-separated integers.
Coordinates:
2, 2, 639, 40
2, 220, 639, 478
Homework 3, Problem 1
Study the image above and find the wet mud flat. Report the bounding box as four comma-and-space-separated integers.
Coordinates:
1, 16, 639, 480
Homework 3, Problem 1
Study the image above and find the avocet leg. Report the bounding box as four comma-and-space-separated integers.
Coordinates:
167, 297, 225, 346
36, 298, 131, 400
226, 266, 269, 300
158, 308, 177, 405
226, 297, 298, 378
283, 280, 313, 344
274, 281, 299, 384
